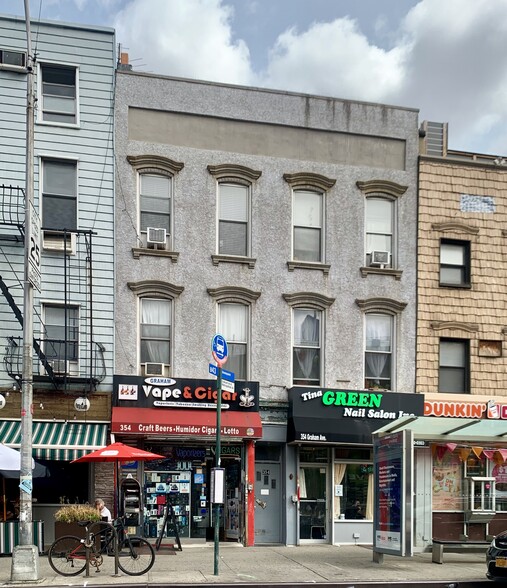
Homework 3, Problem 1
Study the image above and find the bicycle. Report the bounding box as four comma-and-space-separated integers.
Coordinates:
47, 516, 155, 576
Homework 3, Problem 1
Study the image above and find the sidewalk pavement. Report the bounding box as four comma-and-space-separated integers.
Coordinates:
0, 543, 490, 586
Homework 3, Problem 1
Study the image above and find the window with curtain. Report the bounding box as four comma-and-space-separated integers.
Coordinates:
218, 182, 249, 256
293, 308, 321, 386
293, 189, 323, 262
439, 338, 469, 393
219, 302, 248, 380
440, 239, 470, 287
365, 313, 393, 390
40, 63, 77, 124
42, 159, 77, 231
140, 298, 171, 366
334, 463, 373, 520
43, 304, 79, 362
140, 173, 171, 234
365, 197, 393, 266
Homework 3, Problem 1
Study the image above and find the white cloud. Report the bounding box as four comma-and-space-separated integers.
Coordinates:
259, 17, 407, 101
114, 0, 253, 84
389, 0, 507, 153
112, 0, 507, 154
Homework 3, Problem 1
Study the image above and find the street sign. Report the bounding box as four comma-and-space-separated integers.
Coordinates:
209, 364, 235, 382
28, 202, 41, 292
221, 379, 235, 393
211, 334, 228, 366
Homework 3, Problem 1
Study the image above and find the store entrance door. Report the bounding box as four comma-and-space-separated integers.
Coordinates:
254, 462, 281, 544
299, 465, 327, 541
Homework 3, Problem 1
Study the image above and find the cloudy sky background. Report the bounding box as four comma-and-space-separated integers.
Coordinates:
2, 0, 507, 155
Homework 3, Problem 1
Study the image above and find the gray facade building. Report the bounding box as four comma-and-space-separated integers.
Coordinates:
113, 69, 419, 546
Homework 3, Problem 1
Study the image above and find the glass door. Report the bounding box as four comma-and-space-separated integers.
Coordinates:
299, 465, 327, 541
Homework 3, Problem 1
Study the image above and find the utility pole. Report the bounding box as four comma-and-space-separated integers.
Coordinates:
11, 0, 39, 580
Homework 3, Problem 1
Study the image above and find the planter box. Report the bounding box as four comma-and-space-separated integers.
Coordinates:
54, 521, 84, 540
54, 521, 104, 547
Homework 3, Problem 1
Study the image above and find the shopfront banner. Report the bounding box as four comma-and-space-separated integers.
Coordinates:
287, 388, 424, 445
113, 375, 259, 411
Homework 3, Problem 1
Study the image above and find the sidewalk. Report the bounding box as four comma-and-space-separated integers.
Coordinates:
0, 543, 489, 586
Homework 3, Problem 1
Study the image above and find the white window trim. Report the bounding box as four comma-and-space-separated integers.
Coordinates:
37, 60, 80, 127
138, 172, 174, 249
364, 195, 396, 267
363, 312, 395, 391
215, 180, 251, 257
217, 301, 250, 380
39, 154, 79, 234
291, 307, 324, 388
291, 188, 325, 263
138, 296, 173, 375
41, 301, 81, 374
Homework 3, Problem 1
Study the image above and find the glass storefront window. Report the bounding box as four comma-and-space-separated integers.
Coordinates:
493, 462, 507, 511
334, 463, 373, 520
432, 450, 463, 511
300, 447, 328, 463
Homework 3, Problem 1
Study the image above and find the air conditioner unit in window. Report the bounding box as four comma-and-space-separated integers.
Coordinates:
47, 359, 70, 376
146, 227, 167, 249
142, 362, 168, 377
42, 232, 77, 255
369, 250, 391, 267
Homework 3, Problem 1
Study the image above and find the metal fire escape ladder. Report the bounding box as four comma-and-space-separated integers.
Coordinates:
0, 275, 57, 384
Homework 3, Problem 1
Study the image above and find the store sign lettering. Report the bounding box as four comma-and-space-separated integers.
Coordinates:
424, 399, 506, 419
343, 407, 412, 419
143, 384, 237, 404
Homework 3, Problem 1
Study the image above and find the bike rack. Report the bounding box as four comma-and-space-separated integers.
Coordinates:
85, 521, 119, 577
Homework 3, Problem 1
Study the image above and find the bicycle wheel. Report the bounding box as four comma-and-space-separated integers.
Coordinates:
48, 535, 87, 576
117, 537, 155, 575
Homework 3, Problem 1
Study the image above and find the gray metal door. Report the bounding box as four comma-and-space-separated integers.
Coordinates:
254, 462, 281, 544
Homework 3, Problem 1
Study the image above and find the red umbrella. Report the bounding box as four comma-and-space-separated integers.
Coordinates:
71, 443, 164, 516
71, 442, 164, 463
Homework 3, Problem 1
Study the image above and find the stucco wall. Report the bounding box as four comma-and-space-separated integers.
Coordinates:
114, 72, 419, 399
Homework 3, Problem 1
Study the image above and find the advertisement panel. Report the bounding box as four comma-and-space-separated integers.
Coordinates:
373, 429, 413, 557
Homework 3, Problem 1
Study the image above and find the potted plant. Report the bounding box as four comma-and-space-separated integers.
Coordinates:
54, 503, 101, 540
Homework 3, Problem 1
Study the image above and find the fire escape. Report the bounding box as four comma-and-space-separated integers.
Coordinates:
0, 184, 106, 392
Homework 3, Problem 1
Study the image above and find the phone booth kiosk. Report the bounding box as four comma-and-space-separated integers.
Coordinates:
119, 475, 142, 535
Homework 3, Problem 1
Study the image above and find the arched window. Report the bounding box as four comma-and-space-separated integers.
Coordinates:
208, 164, 261, 262
283, 292, 335, 387
356, 296, 407, 391
128, 280, 184, 376
208, 286, 261, 380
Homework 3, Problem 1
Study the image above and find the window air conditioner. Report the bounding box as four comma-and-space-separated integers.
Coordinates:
48, 359, 70, 376
42, 232, 77, 255
146, 227, 167, 249
369, 250, 390, 267
142, 362, 167, 376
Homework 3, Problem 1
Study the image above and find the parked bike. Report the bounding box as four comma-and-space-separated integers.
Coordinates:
48, 516, 155, 576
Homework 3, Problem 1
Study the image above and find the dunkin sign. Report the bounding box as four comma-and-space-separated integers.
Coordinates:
424, 399, 505, 419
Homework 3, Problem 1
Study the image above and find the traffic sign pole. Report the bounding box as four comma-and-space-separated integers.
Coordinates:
213, 365, 222, 576
210, 334, 228, 577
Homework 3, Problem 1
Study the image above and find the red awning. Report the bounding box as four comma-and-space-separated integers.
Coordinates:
112, 407, 262, 439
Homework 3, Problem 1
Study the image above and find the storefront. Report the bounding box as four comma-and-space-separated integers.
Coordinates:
0, 418, 109, 545
375, 393, 507, 552
287, 387, 424, 545
111, 375, 262, 545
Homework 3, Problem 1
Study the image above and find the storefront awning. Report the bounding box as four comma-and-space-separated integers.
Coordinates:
111, 407, 262, 439
375, 415, 507, 443
0, 419, 109, 460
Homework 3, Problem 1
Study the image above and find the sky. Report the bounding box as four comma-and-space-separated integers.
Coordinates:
2, 0, 507, 155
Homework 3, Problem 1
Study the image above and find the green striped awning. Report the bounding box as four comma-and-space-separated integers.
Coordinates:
0, 419, 108, 461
